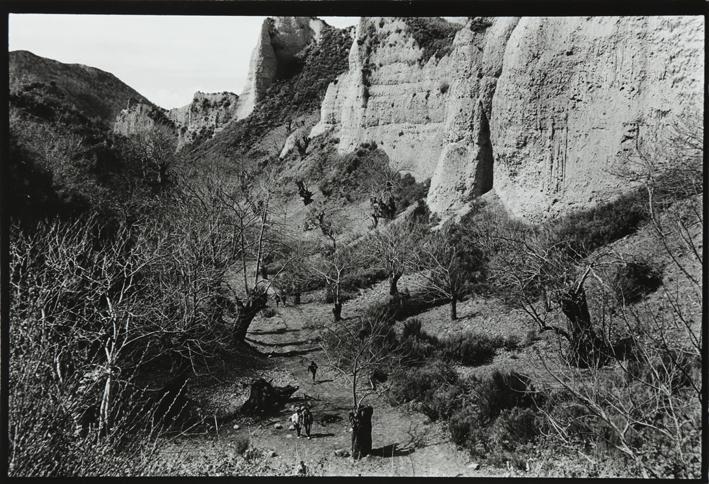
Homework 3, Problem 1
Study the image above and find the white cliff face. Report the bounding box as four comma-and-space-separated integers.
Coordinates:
311, 17, 460, 180
490, 16, 704, 219
236, 16, 327, 120
428, 17, 520, 213
168, 91, 239, 148
309, 16, 704, 219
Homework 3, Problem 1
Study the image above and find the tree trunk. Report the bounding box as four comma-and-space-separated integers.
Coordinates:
332, 302, 343, 322
351, 405, 373, 459
560, 286, 607, 368
233, 292, 268, 343
388, 272, 401, 296
293, 292, 301, 305
450, 295, 457, 320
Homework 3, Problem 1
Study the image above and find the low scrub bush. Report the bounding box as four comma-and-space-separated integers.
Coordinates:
400, 334, 438, 364
447, 371, 543, 463
423, 382, 465, 421
437, 333, 502, 366
388, 360, 459, 406
402, 17, 462, 63
233, 434, 250, 455
448, 405, 489, 456
467, 370, 538, 424
612, 260, 663, 303
262, 307, 277, 318
340, 267, 388, 291
393, 174, 430, 213
402, 318, 423, 339
489, 407, 542, 450
547, 189, 648, 256
502, 335, 521, 351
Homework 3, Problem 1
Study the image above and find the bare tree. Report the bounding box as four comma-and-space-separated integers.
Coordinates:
310, 245, 360, 322
273, 239, 317, 305
487, 225, 615, 367
304, 200, 344, 251
409, 223, 482, 320
125, 123, 179, 189
205, 167, 295, 343
304, 202, 361, 321
368, 220, 423, 296
8, 214, 201, 475
320, 311, 406, 458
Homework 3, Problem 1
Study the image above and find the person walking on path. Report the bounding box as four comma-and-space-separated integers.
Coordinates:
290, 408, 302, 437
302, 406, 313, 439
307, 361, 318, 382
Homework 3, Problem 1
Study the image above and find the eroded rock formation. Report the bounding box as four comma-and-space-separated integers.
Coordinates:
236, 16, 328, 120
168, 91, 239, 148
113, 97, 175, 137
114, 91, 240, 149
309, 16, 703, 219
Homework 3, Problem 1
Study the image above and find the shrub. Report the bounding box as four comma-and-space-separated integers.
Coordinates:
402, 318, 423, 339
448, 406, 489, 457
262, 307, 277, 318
233, 434, 250, 455
447, 372, 543, 463
467, 370, 537, 423
388, 360, 459, 406
612, 260, 663, 303
502, 335, 521, 351
423, 382, 465, 421
402, 17, 462, 63
547, 189, 648, 256
400, 333, 438, 363
393, 174, 430, 213
341, 267, 388, 291
437, 333, 502, 366
439, 81, 450, 94
490, 407, 542, 450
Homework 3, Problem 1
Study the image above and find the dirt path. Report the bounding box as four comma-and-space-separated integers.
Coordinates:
147, 291, 506, 476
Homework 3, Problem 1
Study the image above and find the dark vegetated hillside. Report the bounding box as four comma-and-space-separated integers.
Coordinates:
9, 50, 152, 127
9, 104, 168, 227
8, 51, 177, 226
10, 84, 110, 145
311, 143, 391, 201
401, 17, 462, 63
186, 25, 352, 163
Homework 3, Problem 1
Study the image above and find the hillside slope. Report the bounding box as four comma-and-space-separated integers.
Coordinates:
9, 50, 152, 128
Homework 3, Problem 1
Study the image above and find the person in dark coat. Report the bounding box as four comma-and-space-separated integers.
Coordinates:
302, 406, 313, 439
307, 361, 318, 382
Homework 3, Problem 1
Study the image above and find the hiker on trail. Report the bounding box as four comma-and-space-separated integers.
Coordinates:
302, 406, 313, 439
307, 361, 318, 382
290, 408, 302, 437
274, 293, 281, 307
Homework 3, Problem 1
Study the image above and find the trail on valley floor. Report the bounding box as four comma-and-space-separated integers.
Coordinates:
148, 284, 508, 476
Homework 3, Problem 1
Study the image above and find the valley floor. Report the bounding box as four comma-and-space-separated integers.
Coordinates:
144, 286, 514, 477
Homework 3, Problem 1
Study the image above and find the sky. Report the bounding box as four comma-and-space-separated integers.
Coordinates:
9, 15, 360, 109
